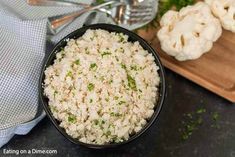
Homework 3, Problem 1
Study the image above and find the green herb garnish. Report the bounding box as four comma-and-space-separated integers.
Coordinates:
118, 101, 126, 105
53, 90, 58, 98
94, 119, 99, 125
179, 106, 206, 141
196, 108, 206, 114
120, 63, 127, 70
106, 130, 111, 136
87, 83, 95, 91
118, 34, 125, 42
212, 112, 219, 121
66, 71, 73, 77
85, 47, 90, 54
68, 114, 76, 123
115, 56, 119, 62
127, 74, 137, 91
90, 63, 97, 70
101, 51, 112, 57
119, 47, 124, 53
130, 65, 138, 71
74, 59, 80, 65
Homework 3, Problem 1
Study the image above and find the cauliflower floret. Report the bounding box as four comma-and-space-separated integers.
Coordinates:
205, 0, 235, 32
157, 2, 222, 61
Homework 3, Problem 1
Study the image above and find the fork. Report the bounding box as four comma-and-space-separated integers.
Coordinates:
47, 1, 120, 34
101, 4, 153, 25
27, 0, 153, 34
49, 4, 153, 33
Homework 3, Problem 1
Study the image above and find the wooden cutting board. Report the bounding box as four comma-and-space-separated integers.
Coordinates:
137, 26, 235, 102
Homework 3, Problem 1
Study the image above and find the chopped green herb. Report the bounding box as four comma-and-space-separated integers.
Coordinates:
212, 112, 219, 121
186, 113, 193, 119
115, 113, 122, 117
94, 119, 99, 125
197, 117, 203, 125
110, 112, 122, 117
53, 90, 58, 98
130, 65, 138, 71
114, 96, 119, 100
179, 106, 206, 141
196, 108, 206, 114
90, 63, 97, 70
68, 114, 76, 123
211, 112, 220, 129
120, 63, 127, 70
87, 83, 95, 91
101, 51, 112, 57
115, 56, 119, 62
118, 101, 126, 105
106, 130, 111, 136
74, 59, 80, 65
58, 52, 65, 61
66, 71, 73, 77
119, 47, 124, 53
138, 89, 142, 93
118, 34, 125, 42
101, 120, 105, 124
85, 47, 89, 54
105, 98, 109, 102
127, 74, 137, 91
109, 80, 113, 84
89, 99, 93, 103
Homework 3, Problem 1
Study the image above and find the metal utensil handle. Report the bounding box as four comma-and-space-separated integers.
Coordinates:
49, 1, 117, 30
27, 0, 89, 7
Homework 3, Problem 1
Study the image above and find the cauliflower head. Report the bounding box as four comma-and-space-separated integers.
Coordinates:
157, 2, 222, 61
205, 0, 235, 32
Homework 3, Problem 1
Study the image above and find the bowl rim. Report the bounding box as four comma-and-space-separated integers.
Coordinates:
39, 23, 166, 149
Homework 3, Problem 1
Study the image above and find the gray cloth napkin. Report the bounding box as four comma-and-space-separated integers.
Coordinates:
0, 0, 103, 148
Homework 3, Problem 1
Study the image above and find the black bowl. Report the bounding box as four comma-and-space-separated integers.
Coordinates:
39, 24, 166, 149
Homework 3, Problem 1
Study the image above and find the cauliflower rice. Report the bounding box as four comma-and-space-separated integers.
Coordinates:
44, 29, 160, 144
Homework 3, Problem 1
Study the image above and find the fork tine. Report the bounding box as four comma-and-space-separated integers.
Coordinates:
128, 5, 153, 10
126, 10, 153, 15
125, 5, 153, 15
127, 18, 153, 24
126, 15, 153, 21
127, 8, 152, 13
125, 13, 153, 19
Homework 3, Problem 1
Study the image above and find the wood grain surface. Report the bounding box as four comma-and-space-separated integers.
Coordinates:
137, 23, 235, 102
